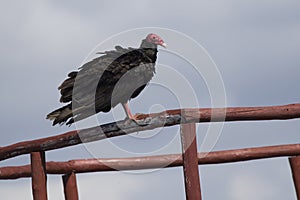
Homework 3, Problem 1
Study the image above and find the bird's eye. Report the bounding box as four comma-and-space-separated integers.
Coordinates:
152, 36, 156, 40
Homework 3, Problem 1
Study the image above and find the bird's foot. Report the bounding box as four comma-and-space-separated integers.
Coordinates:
132, 113, 145, 120
124, 113, 148, 126
125, 114, 139, 123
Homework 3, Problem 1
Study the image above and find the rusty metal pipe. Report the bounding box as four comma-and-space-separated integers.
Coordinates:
62, 172, 79, 200
1, 143, 300, 179
31, 151, 47, 200
180, 123, 201, 200
289, 156, 300, 199
1, 104, 300, 161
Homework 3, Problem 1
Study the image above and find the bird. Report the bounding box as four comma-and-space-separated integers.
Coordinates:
47, 33, 166, 126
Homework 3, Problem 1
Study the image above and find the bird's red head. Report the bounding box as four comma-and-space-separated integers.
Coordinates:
146, 33, 167, 48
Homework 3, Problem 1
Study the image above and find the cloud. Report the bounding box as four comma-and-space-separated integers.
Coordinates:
0, 1, 102, 72
200, 159, 296, 200
0, 172, 171, 200
229, 171, 278, 200
0, 180, 32, 200
0, 167, 205, 200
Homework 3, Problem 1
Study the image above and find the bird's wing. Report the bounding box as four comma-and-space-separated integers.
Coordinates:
58, 46, 153, 121
58, 46, 137, 103
72, 47, 155, 123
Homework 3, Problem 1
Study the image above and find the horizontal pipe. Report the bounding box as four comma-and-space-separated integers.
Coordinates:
0, 103, 300, 161
1, 143, 300, 179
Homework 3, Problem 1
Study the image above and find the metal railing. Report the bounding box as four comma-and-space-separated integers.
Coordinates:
1, 103, 300, 200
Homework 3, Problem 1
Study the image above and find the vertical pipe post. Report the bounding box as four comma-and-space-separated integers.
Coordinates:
62, 172, 79, 200
289, 156, 300, 199
31, 151, 48, 200
180, 123, 202, 200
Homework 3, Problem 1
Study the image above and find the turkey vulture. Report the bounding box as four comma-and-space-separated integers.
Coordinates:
47, 33, 166, 126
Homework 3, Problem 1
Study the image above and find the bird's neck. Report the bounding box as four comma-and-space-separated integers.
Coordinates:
140, 39, 157, 49
139, 39, 158, 60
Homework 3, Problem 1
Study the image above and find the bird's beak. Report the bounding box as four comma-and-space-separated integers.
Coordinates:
161, 42, 167, 48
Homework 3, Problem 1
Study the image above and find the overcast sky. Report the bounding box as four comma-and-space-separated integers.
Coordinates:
0, 0, 300, 199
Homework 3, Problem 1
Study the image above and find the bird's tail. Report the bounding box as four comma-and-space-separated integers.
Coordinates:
46, 104, 74, 126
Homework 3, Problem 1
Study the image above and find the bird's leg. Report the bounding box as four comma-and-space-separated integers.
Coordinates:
122, 102, 136, 121
121, 102, 148, 127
